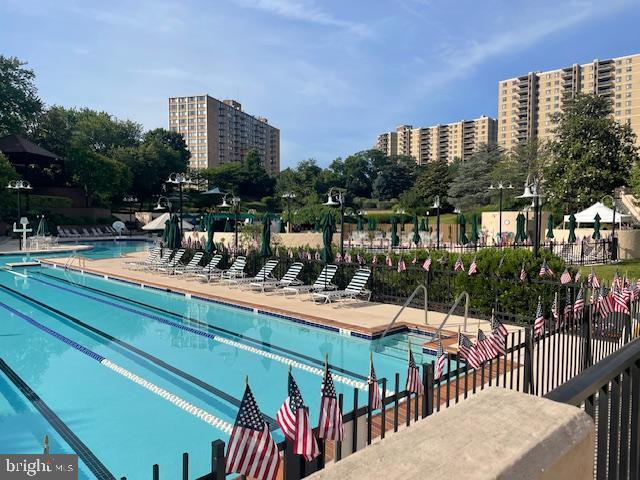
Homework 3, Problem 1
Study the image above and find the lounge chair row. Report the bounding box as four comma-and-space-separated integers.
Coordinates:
58, 226, 124, 238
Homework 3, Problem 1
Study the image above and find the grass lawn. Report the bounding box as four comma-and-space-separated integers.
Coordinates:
578, 260, 640, 282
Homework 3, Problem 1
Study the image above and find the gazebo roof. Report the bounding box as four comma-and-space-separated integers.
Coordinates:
0, 135, 61, 161
563, 202, 630, 224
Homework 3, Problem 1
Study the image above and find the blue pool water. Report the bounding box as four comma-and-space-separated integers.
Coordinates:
0, 241, 443, 479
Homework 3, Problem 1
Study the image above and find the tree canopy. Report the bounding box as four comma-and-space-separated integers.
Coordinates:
0, 56, 43, 136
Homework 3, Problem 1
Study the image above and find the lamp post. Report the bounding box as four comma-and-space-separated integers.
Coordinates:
431, 195, 441, 250
281, 192, 296, 233
488, 181, 514, 245
7, 180, 33, 250
123, 195, 138, 237
166, 173, 192, 231
602, 194, 618, 261
324, 187, 346, 256
396, 208, 406, 232
220, 192, 241, 251
517, 177, 541, 255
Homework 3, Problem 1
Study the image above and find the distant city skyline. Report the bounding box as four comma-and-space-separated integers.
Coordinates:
1, 0, 639, 168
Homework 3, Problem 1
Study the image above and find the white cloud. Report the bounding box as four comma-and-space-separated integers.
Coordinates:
231, 0, 370, 36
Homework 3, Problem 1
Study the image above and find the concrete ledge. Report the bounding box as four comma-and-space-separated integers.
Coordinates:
310, 388, 594, 480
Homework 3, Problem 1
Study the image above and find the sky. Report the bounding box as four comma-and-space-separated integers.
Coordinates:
1, 0, 640, 169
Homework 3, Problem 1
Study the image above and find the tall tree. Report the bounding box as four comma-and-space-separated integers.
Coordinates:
448, 143, 502, 211
399, 158, 451, 209
372, 155, 416, 200
66, 150, 131, 207
0, 56, 43, 136
544, 94, 639, 210
143, 128, 191, 166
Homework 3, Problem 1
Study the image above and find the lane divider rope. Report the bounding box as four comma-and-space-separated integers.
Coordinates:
0, 301, 234, 434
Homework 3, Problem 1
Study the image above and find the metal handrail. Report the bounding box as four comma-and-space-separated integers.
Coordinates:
434, 291, 470, 339
64, 253, 85, 270
379, 284, 428, 340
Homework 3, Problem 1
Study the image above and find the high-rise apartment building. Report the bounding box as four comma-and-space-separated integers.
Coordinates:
498, 53, 640, 149
168, 95, 280, 175
375, 116, 497, 164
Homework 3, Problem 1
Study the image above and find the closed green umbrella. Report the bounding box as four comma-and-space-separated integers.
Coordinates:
470, 214, 479, 243
412, 214, 420, 245
167, 214, 182, 249
198, 215, 206, 232
514, 213, 525, 243
458, 213, 469, 245
224, 217, 232, 232
567, 213, 576, 243
162, 219, 171, 243
357, 215, 364, 232
314, 218, 320, 232
280, 217, 286, 233
367, 217, 374, 231
319, 212, 336, 262
390, 217, 399, 247
419, 217, 427, 232
259, 213, 273, 258
205, 215, 215, 253
592, 213, 601, 240
546, 214, 555, 239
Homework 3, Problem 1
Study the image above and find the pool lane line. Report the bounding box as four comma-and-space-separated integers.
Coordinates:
0, 301, 234, 435
31, 272, 369, 391
0, 283, 277, 430
35, 270, 370, 382
0, 358, 116, 480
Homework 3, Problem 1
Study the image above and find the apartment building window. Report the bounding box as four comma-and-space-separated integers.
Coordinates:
626, 101, 632, 107
627, 92, 633, 98
627, 58, 633, 64
615, 110, 621, 116
198, 96, 205, 101
616, 102, 622, 107
626, 109, 632, 115
627, 84, 633, 90
627, 67, 633, 72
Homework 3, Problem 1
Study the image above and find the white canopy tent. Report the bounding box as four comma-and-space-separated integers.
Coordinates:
142, 212, 193, 231
563, 202, 630, 227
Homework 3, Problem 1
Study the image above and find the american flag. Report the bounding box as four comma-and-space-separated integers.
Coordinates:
276, 372, 320, 461
412, 256, 417, 265
477, 329, 497, 361
318, 363, 344, 441
368, 357, 382, 410
314, 251, 321, 261
405, 349, 424, 394
587, 270, 594, 286
357, 253, 363, 264
458, 332, 481, 369
613, 271, 623, 290
434, 341, 446, 380
574, 271, 581, 283
468, 257, 478, 276
573, 286, 585, 317
371, 254, 377, 265
422, 257, 432, 272
534, 299, 545, 338
539, 260, 553, 277
288, 249, 294, 259
563, 289, 573, 323
226, 383, 281, 480
385, 255, 392, 267
597, 286, 613, 318
613, 285, 630, 315
560, 269, 572, 285
490, 314, 508, 353
336, 252, 343, 262
344, 253, 352, 263
520, 264, 527, 282
397, 258, 406, 273
591, 273, 600, 289
454, 256, 464, 272
550, 295, 559, 325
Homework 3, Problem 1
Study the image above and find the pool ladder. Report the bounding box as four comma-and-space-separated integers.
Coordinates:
64, 253, 86, 270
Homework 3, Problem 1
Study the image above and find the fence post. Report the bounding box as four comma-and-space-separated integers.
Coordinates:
152, 464, 159, 480
211, 440, 225, 479
182, 453, 188, 480
523, 328, 534, 394
583, 307, 593, 370
283, 439, 304, 480
422, 363, 434, 418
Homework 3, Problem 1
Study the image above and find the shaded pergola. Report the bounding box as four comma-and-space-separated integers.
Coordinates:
0, 135, 64, 186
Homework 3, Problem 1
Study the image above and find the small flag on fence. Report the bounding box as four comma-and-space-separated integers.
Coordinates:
288, 249, 294, 259
613, 270, 623, 290
534, 298, 545, 338
385, 255, 393, 267
371, 254, 377, 265
490, 313, 508, 353
468, 257, 478, 276
423, 257, 432, 272
318, 359, 344, 441
458, 332, 481, 369
226, 381, 280, 480
397, 258, 407, 273
573, 286, 585, 317
454, 256, 464, 272
560, 268, 572, 285
539, 260, 553, 278
276, 371, 320, 461
357, 253, 363, 264
405, 346, 424, 394
477, 329, 497, 361
336, 252, 343, 263
434, 341, 446, 380
613, 285, 630, 315
520, 263, 527, 282
412, 256, 417, 265
591, 274, 600, 289
344, 252, 352, 263
597, 286, 613, 318
314, 251, 321, 261
368, 354, 382, 410
551, 294, 559, 324
574, 271, 581, 283
563, 289, 573, 323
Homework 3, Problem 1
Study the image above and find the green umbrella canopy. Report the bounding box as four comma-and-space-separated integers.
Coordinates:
419, 217, 427, 232
367, 217, 374, 231
390, 216, 399, 247
167, 214, 182, 249
412, 214, 420, 245
514, 213, 525, 243
592, 213, 602, 240
357, 216, 364, 232
546, 214, 555, 239
567, 213, 576, 243
470, 214, 479, 243
259, 213, 273, 258
458, 213, 469, 245
319, 212, 336, 263
162, 219, 171, 243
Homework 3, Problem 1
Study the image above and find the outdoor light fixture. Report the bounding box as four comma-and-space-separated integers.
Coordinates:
7, 180, 33, 249
324, 187, 347, 255
432, 195, 441, 209
516, 175, 542, 255
154, 196, 172, 211
430, 195, 441, 250
488, 181, 515, 244
166, 172, 192, 229
219, 192, 241, 250
281, 192, 297, 233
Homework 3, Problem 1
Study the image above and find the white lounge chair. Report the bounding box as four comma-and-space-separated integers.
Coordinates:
124, 246, 161, 269
224, 260, 278, 287
200, 256, 246, 282
312, 268, 372, 304
171, 252, 204, 275
282, 264, 338, 297
188, 254, 223, 279
155, 249, 186, 273
245, 262, 304, 293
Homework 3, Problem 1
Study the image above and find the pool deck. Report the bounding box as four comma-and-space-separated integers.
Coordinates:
40, 252, 523, 353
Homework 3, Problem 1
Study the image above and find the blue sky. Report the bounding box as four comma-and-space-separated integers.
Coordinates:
1, 0, 639, 169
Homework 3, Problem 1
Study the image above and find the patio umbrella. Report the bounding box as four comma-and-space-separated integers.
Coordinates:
470, 214, 479, 243
314, 218, 320, 232
319, 212, 336, 263
514, 213, 525, 243
198, 215, 206, 232
224, 217, 232, 232
162, 218, 171, 243
419, 217, 427, 232
167, 214, 182, 249
367, 217, 374, 231
592, 213, 601, 240
412, 214, 420, 245
205, 215, 215, 253
280, 217, 286, 233
567, 213, 576, 243
259, 213, 273, 258
546, 214, 555, 239
357, 215, 364, 232
458, 213, 469, 245
390, 217, 399, 247
36, 216, 48, 237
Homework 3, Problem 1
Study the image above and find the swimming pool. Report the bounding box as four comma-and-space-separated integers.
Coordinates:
0, 242, 441, 479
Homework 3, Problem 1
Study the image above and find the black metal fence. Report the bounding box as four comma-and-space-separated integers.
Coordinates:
128, 291, 640, 479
